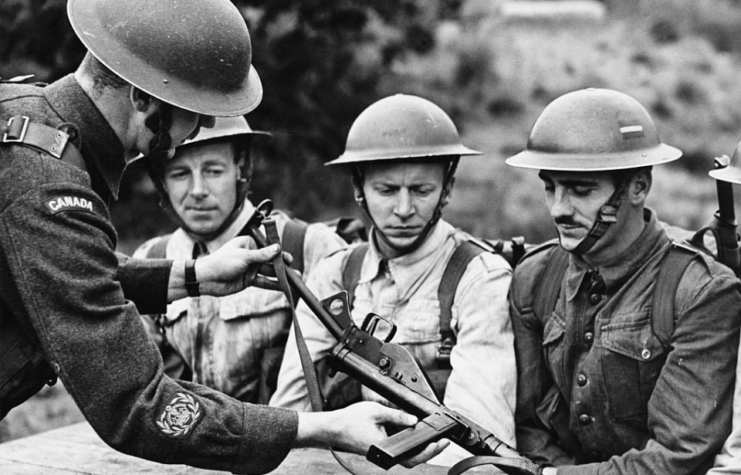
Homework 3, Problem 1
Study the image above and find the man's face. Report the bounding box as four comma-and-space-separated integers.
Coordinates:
163, 141, 240, 238
361, 161, 447, 257
539, 169, 622, 255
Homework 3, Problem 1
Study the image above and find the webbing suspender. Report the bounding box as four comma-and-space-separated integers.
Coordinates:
341, 240, 488, 362
532, 243, 698, 348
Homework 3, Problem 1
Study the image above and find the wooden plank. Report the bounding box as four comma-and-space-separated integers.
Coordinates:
0, 422, 449, 474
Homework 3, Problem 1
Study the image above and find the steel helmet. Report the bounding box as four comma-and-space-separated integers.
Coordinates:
506, 88, 681, 171
326, 94, 480, 165
67, 0, 262, 116
709, 140, 741, 184
179, 116, 270, 149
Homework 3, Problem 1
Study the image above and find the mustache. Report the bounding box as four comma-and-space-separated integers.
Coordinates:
554, 216, 580, 227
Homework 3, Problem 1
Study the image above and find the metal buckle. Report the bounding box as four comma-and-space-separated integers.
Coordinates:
436, 337, 455, 362
2, 116, 30, 143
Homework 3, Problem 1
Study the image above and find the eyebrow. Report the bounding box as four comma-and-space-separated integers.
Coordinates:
538, 171, 599, 187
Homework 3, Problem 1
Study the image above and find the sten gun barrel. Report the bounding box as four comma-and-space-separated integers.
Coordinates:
243, 200, 540, 475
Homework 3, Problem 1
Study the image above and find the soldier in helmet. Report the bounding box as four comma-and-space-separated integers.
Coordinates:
506, 88, 741, 474
270, 94, 517, 465
132, 116, 347, 404
0, 0, 444, 472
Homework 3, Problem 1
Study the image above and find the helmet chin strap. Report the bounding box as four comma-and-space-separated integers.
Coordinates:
569, 173, 631, 256
355, 158, 458, 257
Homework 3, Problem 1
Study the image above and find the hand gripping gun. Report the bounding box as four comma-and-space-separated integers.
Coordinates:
244, 200, 542, 475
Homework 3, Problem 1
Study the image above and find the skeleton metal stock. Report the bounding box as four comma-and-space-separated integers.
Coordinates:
244, 200, 542, 475
690, 156, 741, 276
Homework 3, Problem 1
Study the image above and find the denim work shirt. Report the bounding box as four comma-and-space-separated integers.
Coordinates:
134, 200, 346, 403
270, 219, 517, 465
510, 209, 741, 475
0, 76, 298, 474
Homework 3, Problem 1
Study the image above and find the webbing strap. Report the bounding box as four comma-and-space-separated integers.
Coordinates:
449, 455, 543, 475
265, 218, 361, 475
265, 219, 323, 409
342, 244, 369, 310
532, 246, 570, 321
438, 241, 486, 343
281, 218, 308, 276
651, 244, 696, 346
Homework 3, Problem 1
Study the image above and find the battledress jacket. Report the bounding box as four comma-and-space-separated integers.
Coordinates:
510, 210, 741, 475
0, 75, 297, 473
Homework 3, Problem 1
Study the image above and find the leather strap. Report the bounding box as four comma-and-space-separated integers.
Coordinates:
1, 115, 87, 173
449, 455, 543, 475
184, 259, 200, 297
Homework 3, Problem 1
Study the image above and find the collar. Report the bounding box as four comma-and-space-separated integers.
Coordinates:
566, 208, 670, 300
171, 199, 256, 257
359, 220, 455, 290
43, 74, 126, 200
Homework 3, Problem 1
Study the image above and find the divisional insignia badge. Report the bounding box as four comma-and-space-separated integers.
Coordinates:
618, 121, 644, 140
156, 392, 203, 438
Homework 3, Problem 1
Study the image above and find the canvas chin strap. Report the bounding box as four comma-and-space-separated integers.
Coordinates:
569, 172, 632, 256
354, 159, 458, 256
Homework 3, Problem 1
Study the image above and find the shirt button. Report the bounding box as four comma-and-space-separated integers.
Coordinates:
589, 293, 601, 304
584, 332, 594, 344
579, 414, 592, 426
577, 374, 588, 386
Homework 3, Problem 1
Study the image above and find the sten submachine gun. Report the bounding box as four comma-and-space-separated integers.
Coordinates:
244, 200, 542, 475
690, 154, 741, 277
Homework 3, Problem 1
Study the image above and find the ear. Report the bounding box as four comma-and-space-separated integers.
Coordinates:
130, 86, 158, 114
440, 176, 455, 208
629, 168, 652, 205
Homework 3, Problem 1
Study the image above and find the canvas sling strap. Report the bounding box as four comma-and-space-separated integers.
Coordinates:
262, 218, 363, 475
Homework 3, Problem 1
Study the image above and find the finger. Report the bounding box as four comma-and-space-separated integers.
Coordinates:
399, 440, 450, 468
252, 275, 282, 291
374, 407, 418, 428
259, 263, 276, 277
282, 251, 294, 266
245, 243, 281, 263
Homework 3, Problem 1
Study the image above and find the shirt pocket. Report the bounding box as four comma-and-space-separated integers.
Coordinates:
219, 288, 289, 321
542, 314, 567, 388
600, 314, 666, 423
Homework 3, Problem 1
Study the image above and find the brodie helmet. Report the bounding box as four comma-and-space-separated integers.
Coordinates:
709, 140, 741, 184
327, 94, 481, 254
326, 94, 480, 165
507, 88, 682, 255
506, 88, 681, 171
67, 0, 262, 116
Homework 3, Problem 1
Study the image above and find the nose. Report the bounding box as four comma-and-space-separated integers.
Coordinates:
549, 187, 573, 220
199, 115, 216, 129
190, 172, 208, 198
186, 115, 216, 142
393, 189, 415, 219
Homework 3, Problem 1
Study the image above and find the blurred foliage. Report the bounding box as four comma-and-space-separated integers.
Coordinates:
4, 0, 741, 251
